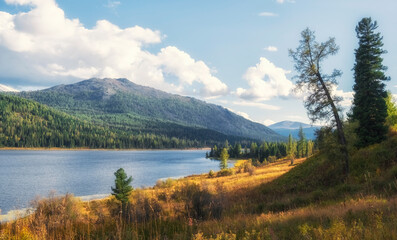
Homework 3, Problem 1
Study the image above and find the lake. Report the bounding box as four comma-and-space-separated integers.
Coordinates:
0, 149, 224, 216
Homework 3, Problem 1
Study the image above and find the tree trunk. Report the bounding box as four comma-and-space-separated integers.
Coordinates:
317, 74, 349, 177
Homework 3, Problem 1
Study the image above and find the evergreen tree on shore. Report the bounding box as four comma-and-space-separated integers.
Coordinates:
352, 17, 389, 147
220, 148, 229, 170
111, 168, 133, 214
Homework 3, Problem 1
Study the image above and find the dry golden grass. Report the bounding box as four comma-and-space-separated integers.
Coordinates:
175, 158, 306, 191
2, 154, 397, 239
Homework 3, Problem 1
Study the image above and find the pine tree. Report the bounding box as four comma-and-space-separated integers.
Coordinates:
385, 92, 397, 126
220, 148, 229, 170
287, 134, 296, 165
233, 143, 242, 158
352, 17, 389, 147
111, 168, 133, 214
297, 126, 307, 158
307, 140, 314, 157
250, 142, 258, 158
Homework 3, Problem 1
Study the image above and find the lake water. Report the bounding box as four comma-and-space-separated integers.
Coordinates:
0, 150, 223, 215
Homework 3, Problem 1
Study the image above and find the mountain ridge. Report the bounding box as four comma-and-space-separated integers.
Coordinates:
268, 120, 319, 129
268, 120, 321, 140
18, 78, 285, 142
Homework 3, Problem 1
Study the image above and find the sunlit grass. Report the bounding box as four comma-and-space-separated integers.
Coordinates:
1, 139, 397, 240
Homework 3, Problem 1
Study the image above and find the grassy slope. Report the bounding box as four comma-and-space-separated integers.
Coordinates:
1, 134, 397, 239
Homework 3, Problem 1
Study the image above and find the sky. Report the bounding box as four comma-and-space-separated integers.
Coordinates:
0, 0, 396, 126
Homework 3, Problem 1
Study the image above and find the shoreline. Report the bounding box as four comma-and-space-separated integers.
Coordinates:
0, 194, 112, 223
0, 148, 215, 222
0, 147, 210, 151
0, 168, 218, 223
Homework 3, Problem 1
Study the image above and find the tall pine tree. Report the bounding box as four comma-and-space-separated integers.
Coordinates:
111, 168, 133, 214
287, 134, 296, 165
352, 17, 389, 148
220, 148, 229, 170
297, 126, 307, 158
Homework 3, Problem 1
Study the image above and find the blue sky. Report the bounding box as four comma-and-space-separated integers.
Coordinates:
0, 0, 396, 125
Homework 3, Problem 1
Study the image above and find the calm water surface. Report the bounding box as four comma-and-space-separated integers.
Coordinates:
0, 150, 223, 214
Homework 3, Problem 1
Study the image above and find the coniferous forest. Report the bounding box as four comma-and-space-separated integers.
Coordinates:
1, 94, 250, 149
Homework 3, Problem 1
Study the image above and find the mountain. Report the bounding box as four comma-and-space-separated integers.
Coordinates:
0, 84, 18, 92
18, 78, 285, 142
268, 120, 321, 140
269, 121, 313, 130
0, 93, 238, 148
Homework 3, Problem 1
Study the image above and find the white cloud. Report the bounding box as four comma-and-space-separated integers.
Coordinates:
331, 85, 354, 107
0, 83, 19, 92
236, 57, 294, 101
264, 46, 278, 52
226, 108, 252, 121
287, 115, 305, 121
105, 0, 120, 9
276, 0, 295, 3
263, 119, 275, 126
158, 46, 228, 96
0, 0, 227, 97
210, 99, 228, 105
258, 12, 278, 17
232, 100, 280, 110
292, 82, 354, 108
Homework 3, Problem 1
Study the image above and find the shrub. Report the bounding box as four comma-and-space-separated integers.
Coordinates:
217, 168, 234, 177
267, 156, 277, 163
30, 192, 85, 235
243, 161, 255, 175
155, 178, 176, 188
387, 165, 397, 180
208, 170, 215, 178
126, 190, 162, 223
172, 182, 223, 220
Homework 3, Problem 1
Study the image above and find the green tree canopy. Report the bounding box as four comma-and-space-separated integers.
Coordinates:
111, 168, 133, 205
287, 134, 296, 165
297, 126, 307, 158
385, 92, 397, 126
352, 17, 389, 147
220, 148, 229, 170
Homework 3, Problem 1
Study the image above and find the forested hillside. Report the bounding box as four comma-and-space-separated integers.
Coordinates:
0, 94, 251, 149
18, 78, 284, 142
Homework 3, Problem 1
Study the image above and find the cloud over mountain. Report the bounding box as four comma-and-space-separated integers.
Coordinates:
0, 0, 228, 96
236, 57, 294, 101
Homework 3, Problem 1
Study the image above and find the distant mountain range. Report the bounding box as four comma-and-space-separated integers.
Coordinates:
268, 121, 321, 140
17, 78, 285, 142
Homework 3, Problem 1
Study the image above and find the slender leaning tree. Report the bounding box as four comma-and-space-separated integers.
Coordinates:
289, 28, 349, 176
352, 18, 389, 148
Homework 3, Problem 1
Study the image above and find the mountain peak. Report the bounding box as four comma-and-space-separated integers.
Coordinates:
20, 78, 285, 142
46, 78, 170, 100
268, 121, 321, 140
268, 121, 314, 130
